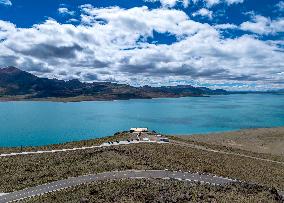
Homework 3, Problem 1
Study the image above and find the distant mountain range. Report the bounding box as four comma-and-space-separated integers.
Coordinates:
0, 66, 229, 101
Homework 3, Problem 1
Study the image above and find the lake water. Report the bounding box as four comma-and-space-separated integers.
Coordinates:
0, 94, 284, 147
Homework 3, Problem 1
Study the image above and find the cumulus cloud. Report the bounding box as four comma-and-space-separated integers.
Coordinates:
58, 7, 75, 16
192, 8, 213, 19
0, 5, 283, 90
14, 43, 83, 59
0, 0, 11, 6
240, 15, 284, 35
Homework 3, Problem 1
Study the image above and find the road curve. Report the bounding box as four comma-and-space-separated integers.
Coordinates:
0, 170, 237, 203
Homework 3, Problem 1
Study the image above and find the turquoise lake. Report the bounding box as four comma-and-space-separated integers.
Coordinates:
0, 94, 284, 147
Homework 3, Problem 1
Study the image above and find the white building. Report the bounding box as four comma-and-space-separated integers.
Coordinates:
130, 128, 148, 133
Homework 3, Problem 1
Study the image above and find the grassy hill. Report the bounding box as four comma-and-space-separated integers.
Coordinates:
0, 128, 283, 202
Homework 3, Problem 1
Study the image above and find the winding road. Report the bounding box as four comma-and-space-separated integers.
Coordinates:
0, 170, 237, 203
1, 140, 283, 202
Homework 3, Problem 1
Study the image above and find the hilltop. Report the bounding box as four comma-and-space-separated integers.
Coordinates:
0, 128, 283, 202
0, 67, 227, 101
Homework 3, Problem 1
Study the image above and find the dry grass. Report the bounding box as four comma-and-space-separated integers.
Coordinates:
0, 142, 283, 194
176, 127, 284, 156
21, 179, 282, 203
1, 129, 284, 203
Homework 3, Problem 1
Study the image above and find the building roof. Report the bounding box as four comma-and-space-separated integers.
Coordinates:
130, 128, 148, 132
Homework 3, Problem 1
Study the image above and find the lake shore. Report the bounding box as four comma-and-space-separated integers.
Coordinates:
0, 92, 280, 103
1, 127, 284, 155
0, 94, 211, 103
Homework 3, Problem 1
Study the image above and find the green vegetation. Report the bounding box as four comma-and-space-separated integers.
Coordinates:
21, 179, 282, 203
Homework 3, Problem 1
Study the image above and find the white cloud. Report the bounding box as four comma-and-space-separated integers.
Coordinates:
225, 0, 244, 5
0, 20, 16, 41
67, 18, 79, 23
0, 0, 12, 6
276, 1, 284, 12
182, 0, 190, 7
0, 6, 283, 90
0, 20, 15, 31
240, 15, 284, 35
192, 8, 213, 19
203, 0, 220, 7
214, 23, 238, 29
58, 7, 75, 16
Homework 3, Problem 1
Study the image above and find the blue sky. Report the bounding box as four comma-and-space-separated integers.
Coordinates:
0, 0, 283, 90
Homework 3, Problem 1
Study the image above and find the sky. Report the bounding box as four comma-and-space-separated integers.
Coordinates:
0, 0, 283, 90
